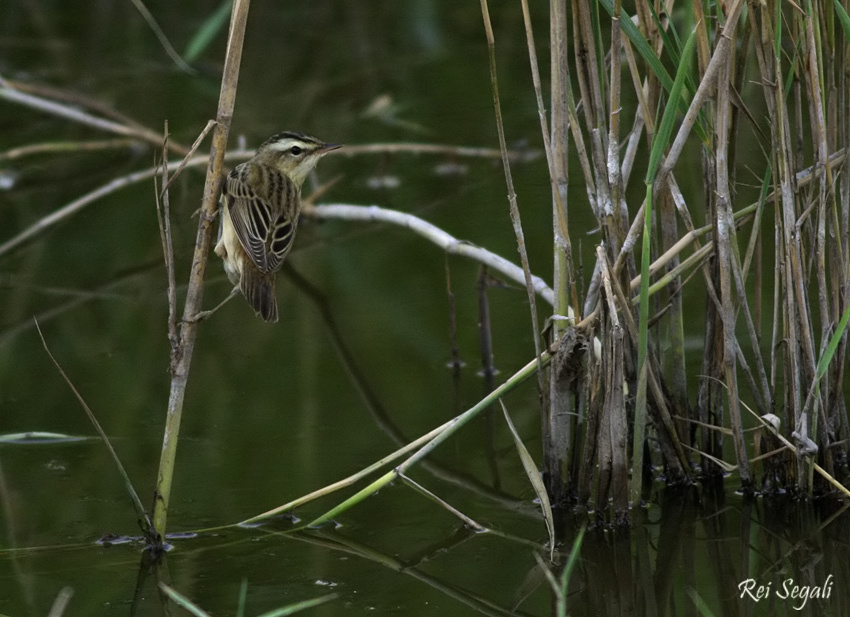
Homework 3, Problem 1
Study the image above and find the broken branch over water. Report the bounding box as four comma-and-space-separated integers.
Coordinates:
303, 203, 555, 306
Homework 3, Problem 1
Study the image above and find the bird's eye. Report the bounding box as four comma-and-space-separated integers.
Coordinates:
290, 146, 303, 155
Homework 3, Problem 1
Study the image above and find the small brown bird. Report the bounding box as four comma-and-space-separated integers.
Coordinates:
214, 131, 340, 322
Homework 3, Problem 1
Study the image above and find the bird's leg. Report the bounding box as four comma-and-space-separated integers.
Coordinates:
186, 287, 239, 322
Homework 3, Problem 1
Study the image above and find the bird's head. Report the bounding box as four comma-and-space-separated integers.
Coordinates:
256, 131, 341, 186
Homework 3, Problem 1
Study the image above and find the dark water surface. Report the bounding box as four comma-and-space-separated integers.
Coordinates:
1, 1, 848, 615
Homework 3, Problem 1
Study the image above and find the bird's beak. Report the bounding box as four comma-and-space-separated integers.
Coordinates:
318, 142, 343, 155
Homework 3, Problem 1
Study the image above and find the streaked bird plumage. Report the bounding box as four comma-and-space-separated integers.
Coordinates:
214, 131, 340, 322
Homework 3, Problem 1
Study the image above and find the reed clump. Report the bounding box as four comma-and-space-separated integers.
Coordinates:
528, 0, 850, 518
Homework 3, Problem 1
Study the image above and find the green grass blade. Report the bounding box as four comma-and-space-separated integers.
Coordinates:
159, 583, 210, 617
597, 0, 673, 92
816, 305, 850, 380
255, 594, 337, 617
501, 400, 555, 557
833, 0, 850, 42
687, 587, 718, 616
236, 578, 248, 617
646, 0, 682, 64
597, 0, 707, 143
560, 525, 585, 590
556, 525, 585, 617
46, 587, 74, 617
184, 0, 233, 63
647, 28, 697, 183
307, 351, 551, 527
590, 0, 608, 108
306, 470, 396, 528
160, 582, 335, 617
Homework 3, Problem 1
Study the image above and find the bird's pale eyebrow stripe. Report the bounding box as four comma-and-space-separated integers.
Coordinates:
268, 138, 304, 152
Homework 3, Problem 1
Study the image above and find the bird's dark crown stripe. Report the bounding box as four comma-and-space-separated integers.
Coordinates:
260, 131, 322, 149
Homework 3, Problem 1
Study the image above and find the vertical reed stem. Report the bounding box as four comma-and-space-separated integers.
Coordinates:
546, 0, 574, 502
152, 0, 251, 537
715, 46, 751, 487
479, 0, 545, 398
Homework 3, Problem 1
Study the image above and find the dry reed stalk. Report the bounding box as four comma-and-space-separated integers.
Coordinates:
599, 247, 628, 515
577, 357, 600, 505
659, 186, 690, 436
152, 0, 251, 537
479, 0, 546, 401
338, 142, 530, 159
444, 258, 463, 379
154, 125, 179, 371
0, 138, 142, 161
476, 266, 497, 393
606, 258, 690, 480
595, 358, 614, 515
545, 0, 575, 504
607, 0, 626, 250
0, 80, 190, 156
774, 4, 818, 491
715, 45, 751, 486
518, 0, 579, 353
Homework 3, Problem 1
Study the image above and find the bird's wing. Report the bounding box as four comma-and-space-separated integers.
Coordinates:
223, 164, 300, 274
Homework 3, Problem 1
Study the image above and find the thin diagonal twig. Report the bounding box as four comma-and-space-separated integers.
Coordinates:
34, 319, 156, 543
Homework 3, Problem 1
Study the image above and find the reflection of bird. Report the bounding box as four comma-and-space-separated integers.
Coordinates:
214, 131, 340, 322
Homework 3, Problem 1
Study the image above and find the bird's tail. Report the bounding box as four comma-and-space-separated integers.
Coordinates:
241, 268, 279, 323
